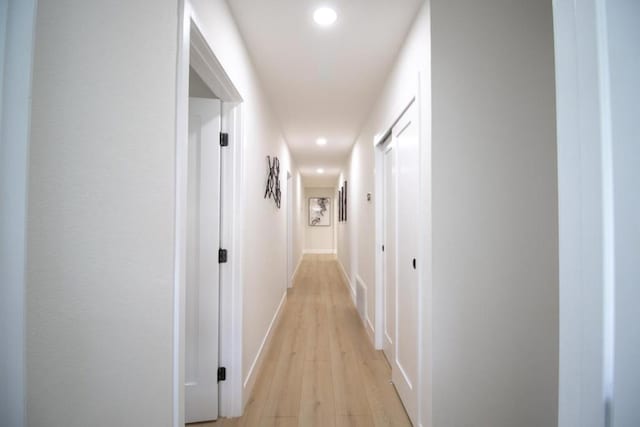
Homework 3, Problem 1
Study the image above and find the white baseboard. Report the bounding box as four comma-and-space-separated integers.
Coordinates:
289, 256, 303, 288
242, 290, 287, 404
336, 258, 356, 301
303, 249, 336, 254
355, 275, 375, 346
365, 315, 375, 344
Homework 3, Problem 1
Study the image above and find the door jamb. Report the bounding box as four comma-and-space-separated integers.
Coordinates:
0, 2, 37, 426
175, 2, 244, 424
286, 171, 293, 288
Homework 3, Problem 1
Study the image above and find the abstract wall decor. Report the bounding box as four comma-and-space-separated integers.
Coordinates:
343, 180, 348, 222
264, 156, 281, 208
338, 189, 343, 222
309, 197, 331, 226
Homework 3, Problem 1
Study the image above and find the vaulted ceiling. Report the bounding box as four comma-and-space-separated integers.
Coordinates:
226, 0, 423, 181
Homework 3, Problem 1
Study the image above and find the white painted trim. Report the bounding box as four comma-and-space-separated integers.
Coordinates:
553, 1, 614, 426
336, 257, 355, 300
290, 255, 303, 285
219, 100, 244, 417
175, 3, 245, 423
417, 68, 433, 427
286, 171, 295, 289
303, 249, 336, 254
188, 14, 241, 103
373, 135, 385, 350
0, 1, 37, 426
353, 275, 375, 345
365, 316, 375, 344
242, 290, 287, 401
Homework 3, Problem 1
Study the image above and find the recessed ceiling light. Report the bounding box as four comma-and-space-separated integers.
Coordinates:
316, 168, 325, 174
316, 137, 327, 146
313, 7, 337, 26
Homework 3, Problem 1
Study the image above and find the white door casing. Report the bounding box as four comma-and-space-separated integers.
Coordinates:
287, 171, 294, 288
383, 140, 397, 361
392, 101, 419, 425
185, 97, 221, 423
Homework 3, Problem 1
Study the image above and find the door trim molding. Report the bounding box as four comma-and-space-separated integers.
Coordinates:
0, 1, 38, 426
175, 2, 245, 424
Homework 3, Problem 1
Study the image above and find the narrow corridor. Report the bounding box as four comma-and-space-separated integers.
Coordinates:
205, 255, 411, 427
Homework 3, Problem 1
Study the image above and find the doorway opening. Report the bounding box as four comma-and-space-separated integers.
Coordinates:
175, 8, 244, 426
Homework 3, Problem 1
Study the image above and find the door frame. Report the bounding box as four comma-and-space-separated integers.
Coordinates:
553, 1, 618, 425
1, 1, 37, 426
175, 2, 244, 424
286, 171, 294, 288
373, 70, 432, 427
380, 134, 395, 362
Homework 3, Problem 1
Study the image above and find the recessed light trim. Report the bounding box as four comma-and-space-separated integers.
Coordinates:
313, 7, 337, 26
316, 168, 325, 174
316, 137, 327, 146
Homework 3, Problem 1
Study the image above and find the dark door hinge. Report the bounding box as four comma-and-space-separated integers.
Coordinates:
220, 132, 229, 147
382, 244, 385, 252
217, 367, 226, 382
218, 248, 228, 263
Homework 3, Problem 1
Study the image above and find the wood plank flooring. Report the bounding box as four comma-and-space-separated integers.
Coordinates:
190, 255, 411, 427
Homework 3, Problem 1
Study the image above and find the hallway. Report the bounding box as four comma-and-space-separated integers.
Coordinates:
206, 255, 411, 427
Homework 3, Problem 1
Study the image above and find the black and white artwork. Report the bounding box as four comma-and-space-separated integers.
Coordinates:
343, 180, 348, 222
309, 197, 331, 226
264, 156, 281, 208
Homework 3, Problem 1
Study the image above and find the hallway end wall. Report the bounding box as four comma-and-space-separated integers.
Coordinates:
303, 187, 336, 254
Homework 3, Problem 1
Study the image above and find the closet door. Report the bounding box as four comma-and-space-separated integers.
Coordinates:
392, 101, 419, 426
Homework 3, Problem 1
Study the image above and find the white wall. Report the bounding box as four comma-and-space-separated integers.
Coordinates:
26, 1, 178, 425
303, 187, 335, 253
189, 0, 297, 402
429, 1, 558, 426
0, 1, 36, 426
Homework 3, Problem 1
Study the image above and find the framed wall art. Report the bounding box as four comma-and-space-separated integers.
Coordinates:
309, 197, 331, 226
343, 180, 347, 222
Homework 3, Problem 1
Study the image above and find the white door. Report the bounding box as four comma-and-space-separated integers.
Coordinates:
383, 140, 397, 362
392, 101, 419, 425
186, 97, 221, 423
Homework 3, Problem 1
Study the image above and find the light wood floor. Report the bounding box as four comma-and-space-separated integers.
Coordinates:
193, 254, 411, 427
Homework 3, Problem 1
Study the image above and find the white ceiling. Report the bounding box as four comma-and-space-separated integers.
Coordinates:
226, 0, 423, 181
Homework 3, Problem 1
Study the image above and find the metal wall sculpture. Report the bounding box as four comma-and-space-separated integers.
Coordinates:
264, 155, 281, 208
